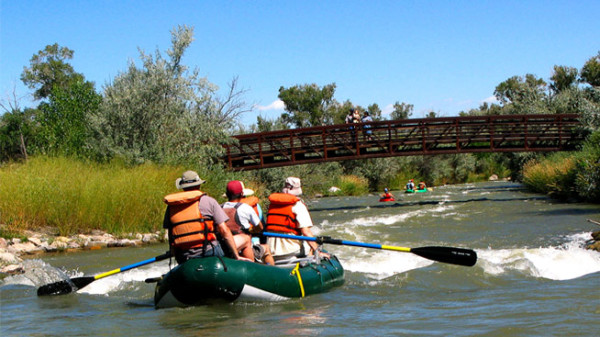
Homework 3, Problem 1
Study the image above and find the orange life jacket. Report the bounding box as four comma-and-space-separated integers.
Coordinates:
265, 193, 301, 235
222, 202, 244, 235
163, 190, 216, 250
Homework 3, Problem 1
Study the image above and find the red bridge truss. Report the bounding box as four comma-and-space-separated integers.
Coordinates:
223, 114, 586, 171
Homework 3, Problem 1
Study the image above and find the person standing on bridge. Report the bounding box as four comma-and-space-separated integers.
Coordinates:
361, 111, 373, 140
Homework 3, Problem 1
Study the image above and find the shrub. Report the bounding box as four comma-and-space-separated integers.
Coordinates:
522, 153, 577, 199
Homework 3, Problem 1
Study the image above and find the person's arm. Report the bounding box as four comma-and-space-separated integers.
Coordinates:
217, 222, 251, 261
162, 208, 175, 255
300, 227, 330, 258
247, 206, 264, 233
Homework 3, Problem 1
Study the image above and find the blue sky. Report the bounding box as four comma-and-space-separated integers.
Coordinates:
2, 1, 599, 125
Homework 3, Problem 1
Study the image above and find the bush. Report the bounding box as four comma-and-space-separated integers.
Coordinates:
522, 153, 577, 199
335, 175, 369, 196
574, 131, 600, 202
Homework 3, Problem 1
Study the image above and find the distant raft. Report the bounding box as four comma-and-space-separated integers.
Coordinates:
154, 255, 345, 308
379, 196, 395, 202
405, 189, 428, 193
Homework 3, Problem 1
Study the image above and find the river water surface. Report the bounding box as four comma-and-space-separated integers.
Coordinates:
1, 181, 599, 336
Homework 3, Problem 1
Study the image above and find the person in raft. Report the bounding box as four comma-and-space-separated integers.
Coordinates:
222, 180, 275, 265
265, 177, 330, 261
406, 179, 415, 190
162, 171, 252, 264
418, 181, 427, 190
238, 188, 276, 265
381, 188, 394, 199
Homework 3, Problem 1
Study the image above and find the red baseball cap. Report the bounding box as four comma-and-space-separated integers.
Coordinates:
226, 180, 254, 196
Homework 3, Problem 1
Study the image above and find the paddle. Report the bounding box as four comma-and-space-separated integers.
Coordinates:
262, 232, 477, 267
37, 251, 171, 296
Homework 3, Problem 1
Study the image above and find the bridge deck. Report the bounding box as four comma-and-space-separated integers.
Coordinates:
223, 114, 585, 170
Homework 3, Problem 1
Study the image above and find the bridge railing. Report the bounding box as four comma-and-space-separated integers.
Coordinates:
223, 113, 585, 170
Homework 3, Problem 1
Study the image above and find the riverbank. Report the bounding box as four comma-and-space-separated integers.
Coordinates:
0, 226, 166, 275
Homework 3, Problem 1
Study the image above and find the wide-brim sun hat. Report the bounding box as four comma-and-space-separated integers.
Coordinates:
175, 170, 205, 189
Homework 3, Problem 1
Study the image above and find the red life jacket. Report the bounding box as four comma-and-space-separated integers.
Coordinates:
265, 193, 301, 235
222, 202, 244, 235
163, 190, 216, 250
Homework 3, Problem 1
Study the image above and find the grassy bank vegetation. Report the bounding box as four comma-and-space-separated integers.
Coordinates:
0, 157, 187, 236
1, 154, 503, 237
522, 131, 600, 202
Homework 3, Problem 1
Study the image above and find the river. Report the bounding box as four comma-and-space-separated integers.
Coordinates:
1, 181, 599, 336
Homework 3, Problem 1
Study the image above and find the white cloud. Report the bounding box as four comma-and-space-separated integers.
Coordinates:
255, 99, 286, 111
482, 96, 498, 104
381, 103, 394, 117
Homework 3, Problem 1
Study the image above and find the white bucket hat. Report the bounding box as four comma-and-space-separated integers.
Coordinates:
282, 177, 302, 196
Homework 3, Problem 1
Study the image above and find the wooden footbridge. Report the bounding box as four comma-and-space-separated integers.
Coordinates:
223, 113, 585, 171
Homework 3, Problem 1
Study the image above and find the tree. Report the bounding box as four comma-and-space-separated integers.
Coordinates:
580, 51, 600, 87
254, 115, 289, 132
494, 74, 548, 114
37, 79, 101, 157
278, 83, 337, 128
550, 65, 578, 94
21, 44, 85, 100
0, 108, 38, 162
390, 102, 413, 120
425, 111, 438, 118
93, 25, 248, 164
367, 103, 382, 121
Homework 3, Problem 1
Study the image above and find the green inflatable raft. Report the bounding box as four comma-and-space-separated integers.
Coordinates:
154, 254, 345, 308
405, 189, 427, 193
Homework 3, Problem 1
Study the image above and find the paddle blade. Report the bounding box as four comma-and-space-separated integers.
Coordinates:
37, 276, 95, 296
411, 246, 477, 267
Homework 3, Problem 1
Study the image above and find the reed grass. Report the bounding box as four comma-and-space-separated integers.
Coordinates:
522, 153, 577, 199
335, 175, 369, 196
0, 156, 203, 236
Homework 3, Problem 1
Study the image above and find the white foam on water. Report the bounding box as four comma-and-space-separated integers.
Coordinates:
476, 232, 600, 280
319, 204, 454, 229
80, 262, 171, 295
341, 250, 433, 280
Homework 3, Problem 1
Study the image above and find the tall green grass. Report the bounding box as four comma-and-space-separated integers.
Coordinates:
334, 175, 369, 196
522, 153, 577, 199
0, 156, 214, 236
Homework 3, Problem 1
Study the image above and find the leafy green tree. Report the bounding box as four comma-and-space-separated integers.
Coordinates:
390, 102, 413, 120
425, 111, 438, 118
93, 25, 248, 164
367, 103, 382, 121
254, 115, 289, 132
37, 79, 101, 157
278, 83, 337, 128
21, 44, 85, 101
550, 65, 578, 94
331, 100, 354, 125
580, 51, 600, 87
0, 108, 38, 162
494, 74, 548, 114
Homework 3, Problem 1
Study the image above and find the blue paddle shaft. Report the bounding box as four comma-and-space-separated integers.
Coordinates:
262, 232, 383, 249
